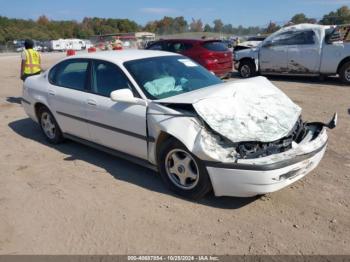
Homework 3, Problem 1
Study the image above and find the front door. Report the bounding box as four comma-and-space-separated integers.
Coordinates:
286, 30, 321, 74
260, 31, 292, 73
85, 60, 148, 160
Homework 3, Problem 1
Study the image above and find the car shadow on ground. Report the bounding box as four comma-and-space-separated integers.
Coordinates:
6, 96, 22, 104
229, 71, 348, 87
8, 117, 258, 209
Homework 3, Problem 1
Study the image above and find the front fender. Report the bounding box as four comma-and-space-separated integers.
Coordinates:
235, 47, 259, 61
147, 103, 237, 165
147, 112, 201, 165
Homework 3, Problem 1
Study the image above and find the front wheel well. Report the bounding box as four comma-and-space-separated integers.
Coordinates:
238, 58, 257, 77
34, 103, 50, 121
337, 57, 350, 74
239, 57, 255, 64
155, 132, 176, 164
239, 58, 257, 70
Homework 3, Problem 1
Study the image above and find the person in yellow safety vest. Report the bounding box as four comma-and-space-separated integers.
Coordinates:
20, 39, 42, 81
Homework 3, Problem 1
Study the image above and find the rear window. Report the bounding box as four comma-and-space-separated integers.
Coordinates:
202, 41, 228, 51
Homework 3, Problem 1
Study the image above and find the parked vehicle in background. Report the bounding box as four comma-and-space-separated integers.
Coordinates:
66, 39, 85, 50
146, 39, 233, 78
49, 39, 91, 51
14, 40, 43, 52
234, 23, 350, 84
21, 50, 336, 199
233, 36, 266, 52
49, 39, 67, 51
222, 40, 234, 52
83, 40, 94, 50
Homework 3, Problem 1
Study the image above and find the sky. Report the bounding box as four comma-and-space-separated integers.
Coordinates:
1, 0, 350, 27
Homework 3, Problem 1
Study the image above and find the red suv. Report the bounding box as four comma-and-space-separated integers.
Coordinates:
146, 39, 233, 78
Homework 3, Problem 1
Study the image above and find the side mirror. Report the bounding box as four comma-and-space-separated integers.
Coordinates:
325, 30, 342, 44
110, 89, 145, 105
325, 34, 333, 45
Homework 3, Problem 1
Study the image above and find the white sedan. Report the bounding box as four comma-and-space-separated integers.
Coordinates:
21, 50, 336, 199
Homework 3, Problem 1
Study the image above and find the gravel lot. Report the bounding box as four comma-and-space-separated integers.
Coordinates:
0, 52, 349, 255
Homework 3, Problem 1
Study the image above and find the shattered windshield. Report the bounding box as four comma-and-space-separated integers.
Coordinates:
124, 56, 222, 99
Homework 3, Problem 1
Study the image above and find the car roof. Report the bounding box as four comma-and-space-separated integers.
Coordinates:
66, 49, 180, 63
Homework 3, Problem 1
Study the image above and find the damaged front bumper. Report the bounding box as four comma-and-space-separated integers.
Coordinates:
204, 124, 329, 197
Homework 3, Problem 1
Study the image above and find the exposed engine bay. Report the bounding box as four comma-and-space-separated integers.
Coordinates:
235, 117, 307, 159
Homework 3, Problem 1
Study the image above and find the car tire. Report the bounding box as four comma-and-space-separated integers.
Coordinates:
339, 61, 350, 84
38, 107, 64, 144
238, 59, 256, 78
158, 138, 212, 200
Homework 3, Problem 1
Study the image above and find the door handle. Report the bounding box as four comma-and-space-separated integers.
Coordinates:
87, 99, 97, 106
48, 90, 56, 96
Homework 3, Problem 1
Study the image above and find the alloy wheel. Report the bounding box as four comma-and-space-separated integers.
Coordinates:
41, 112, 56, 139
165, 149, 200, 190
241, 64, 251, 78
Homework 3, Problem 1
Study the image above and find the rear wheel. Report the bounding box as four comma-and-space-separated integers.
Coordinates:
38, 107, 63, 144
158, 138, 212, 199
238, 59, 256, 78
339, 61, 350, 84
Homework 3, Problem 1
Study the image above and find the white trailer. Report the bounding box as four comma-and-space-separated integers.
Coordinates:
49, 39, 67, 51
49, 39, 87, 51
65, 39, 85, 51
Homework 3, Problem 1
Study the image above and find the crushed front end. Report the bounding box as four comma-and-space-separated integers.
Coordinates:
151, 77, 336, 197
203, 115, 336, 197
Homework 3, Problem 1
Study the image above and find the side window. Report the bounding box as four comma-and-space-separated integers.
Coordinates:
49, 60, 89, 90
92, 60, 131, 97
168, 42, 193, 53
293, 31, 316, 45
148, 43, 164, 50
266, 32, 295, 46
281, 30, 315, 45
268, 30, 316, 46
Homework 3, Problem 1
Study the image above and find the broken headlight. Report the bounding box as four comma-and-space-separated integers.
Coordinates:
236, 117, 308, 159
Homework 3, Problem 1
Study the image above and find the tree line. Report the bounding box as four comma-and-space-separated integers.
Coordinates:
1, 5, 350, 44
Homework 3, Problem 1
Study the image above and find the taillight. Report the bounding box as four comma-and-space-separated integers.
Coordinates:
201, 52, 218, 64
205, 58, 219, 64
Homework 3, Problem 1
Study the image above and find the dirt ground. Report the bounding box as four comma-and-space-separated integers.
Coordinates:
0, 52, 349, 255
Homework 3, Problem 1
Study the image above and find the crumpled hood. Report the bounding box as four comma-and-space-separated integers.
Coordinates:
156, 76, 302, 143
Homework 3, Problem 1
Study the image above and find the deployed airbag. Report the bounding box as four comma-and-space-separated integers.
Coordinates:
144, 76, 183, 97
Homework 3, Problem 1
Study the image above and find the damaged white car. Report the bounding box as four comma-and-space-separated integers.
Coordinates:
21, 50, 336, 199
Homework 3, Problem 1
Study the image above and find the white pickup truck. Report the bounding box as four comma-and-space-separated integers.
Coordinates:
234, 24, 350, 83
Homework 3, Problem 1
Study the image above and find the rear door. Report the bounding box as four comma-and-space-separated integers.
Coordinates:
85, 59, 148, 159
47, 59, 91, 139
